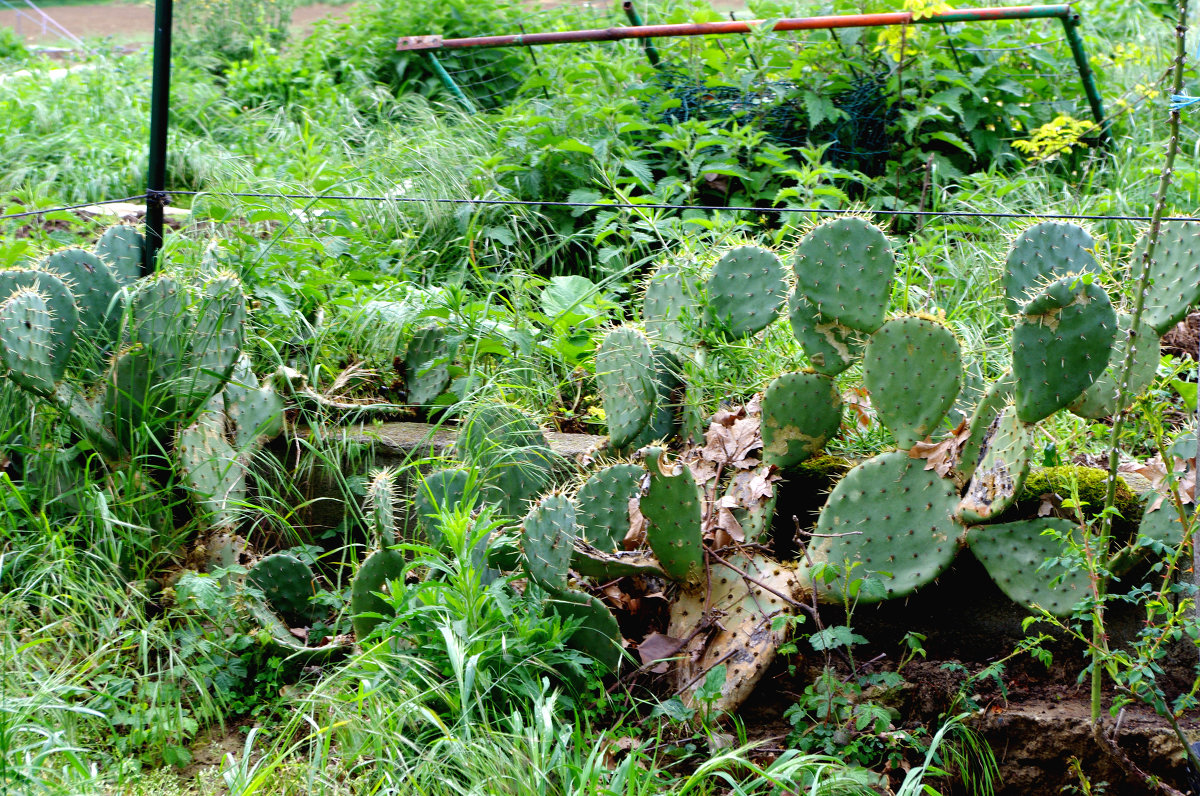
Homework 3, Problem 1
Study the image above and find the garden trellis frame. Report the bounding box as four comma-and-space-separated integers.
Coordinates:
396, 3, 1110, 146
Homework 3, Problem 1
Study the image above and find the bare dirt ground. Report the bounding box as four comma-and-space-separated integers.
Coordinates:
0, 2, 350, 45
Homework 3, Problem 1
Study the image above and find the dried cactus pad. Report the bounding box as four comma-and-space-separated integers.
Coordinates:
1003, 221, 1098, 313
862, 316, 962, 449
811, 450, 962, 603
760, 371, 842, 468
957, 404, 1032, 523
793, 217, 895, 334
705, 245, 787, 339
966, 518, 1088, 617
1013, 275, 1116, 423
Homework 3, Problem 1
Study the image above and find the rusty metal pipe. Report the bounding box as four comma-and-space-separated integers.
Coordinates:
397, 6, 1074, 51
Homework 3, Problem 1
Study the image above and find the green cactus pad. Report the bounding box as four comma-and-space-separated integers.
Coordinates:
668, 554, 800, 712
414, 468, 474, 548
132, 277, 188, 360
44, 248, 121, 336
787, 292, 864, 375
761, 371, 842, 468
1003, 222, 1098, 313
1068, 313, 1158, 419
0, 269, 77, 383
350, 548, 406, 641
792, 217, 895, 334
522, 494, 577, 592
248, 554, 318, 627
181, 274, 245, 415
175, 410, 247, 530
863, 316, 962, 449
966, 518, 1089, 616
455, 403, 553, 518
811, 450, 962, 602
1013, 276, 1116, 423
640, 448, 704, 586
596, 327, 657, 449
570, 543, 665, 579
103, 348, 155, 449
704, 245, 787, 339
1137, 500, 1194, 548
575, 463, 644, 552
366, 469, 398, 548
959, 373, 1015, 481
957, 405, 1033, 523
548, 589, 622, 672
405, 325, 456, 407
0, 288, 61, 396
627, 347, 683, 448
222, 356, 284, 450
642, 262, 695, 354
95, 225, 144, 286
1139, 221, 1200, 334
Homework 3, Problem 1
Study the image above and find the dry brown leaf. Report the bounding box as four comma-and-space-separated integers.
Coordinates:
637, 632, 685, 673
1038, 493, 1059, 517
624, 497, 646, 550
908, 419, 970, 477
843, 387, 875, 429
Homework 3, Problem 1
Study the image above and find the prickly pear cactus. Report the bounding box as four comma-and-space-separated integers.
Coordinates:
95, 225, 144, 286
760, 372, 842, 468
175, 402, 247, 531
1013, 275, 1116, 423
104, 348, 155, 450
957, 404, 1032, 523
668, 554, 800, 711
454, 403, 553, 518
959, 373, 1014, 482
787, 292, 864, 376
249, 554, 318, 627
627, 347, 682, 448
0, 288, 63, 397
179, 273, 245, 415
966, 518, 1088, 616
1068, 313, 1158, 419
1137, 500, 1193, 548
792, 217, 896, 334
522, 493, 576, 591
1003, 222, 1098, 313
595, 327, 657, 450
43, 248, 121, 337
640, 448, 704, 586
405, 325, 455, 407
548, 590, 623, 672
366, 469, 398, 548
1137, 221, 1200, 335
704, 245, 787, 339
414, 468, 474, 549
642, 262, 694, 354
811, 451, 961, 602
222, 356, 285, 450
350, 547, 406, 641
0, 269, 77, 383
575, 463, 643, 551
863, 316, 962, 449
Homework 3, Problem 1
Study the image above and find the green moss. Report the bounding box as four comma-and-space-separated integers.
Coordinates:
793, 454, 852, 482
1005, 465, 1141, 540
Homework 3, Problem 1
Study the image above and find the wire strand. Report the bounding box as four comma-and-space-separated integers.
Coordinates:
0, 195, 152, 221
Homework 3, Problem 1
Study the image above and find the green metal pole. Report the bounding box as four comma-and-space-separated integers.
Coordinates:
622, 1, 660, 66
425, 52, 476, 112
143, 0, 173, 276
1060, 13, 1111, 147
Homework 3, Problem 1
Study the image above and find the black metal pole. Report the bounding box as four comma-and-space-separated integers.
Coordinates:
143, 0, 173, 275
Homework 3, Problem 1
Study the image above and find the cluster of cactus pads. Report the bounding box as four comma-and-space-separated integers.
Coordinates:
0, 227, 285, 532
537, 217, 1200, 710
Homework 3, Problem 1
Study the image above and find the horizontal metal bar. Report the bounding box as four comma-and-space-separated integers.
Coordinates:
397, 5, 1073, 51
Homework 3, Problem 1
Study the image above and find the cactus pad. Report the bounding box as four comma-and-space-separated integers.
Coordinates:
760, 371, 842, 468
570, 543, 665, 579
1013, 275, 1116, 423
549, 590, 622, 672
414, 468, 474, 548
642, 262, 694, 353
959, 373, 1015, 481
1068, 313, 1158, 419
366, 469, 398, 548
176, 412, 247, 530
0, 269, 77, 383
575, 463, 644, 551
966, 518, 1089, 616
103, 348, 155, 449
1003, 222, 1098, 313
862, 316, 962, 448
455, 403, 553, 518
0, 288, 61, 396
350, 548, 406, 641
522, 494, 576, 592
596, 327, 657, 449
792, 217, 895, 334
811, 450, 962, 602
704, 245, 787, 339
405, 325, 455, 407
1139, 221, 1200, 334
668, 553, 800, 711
95, 225, 144, 286
1137, 500, 1193, 548
787, 292, 864, 375
222, 356, 284, 449
248, 554, 317, 627
957, 404, 1032, 523
640, 448, 704, 586
44, 248, 121, 336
